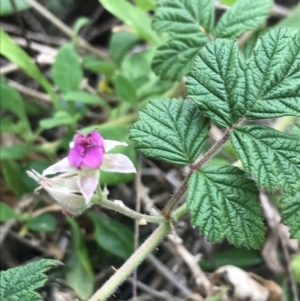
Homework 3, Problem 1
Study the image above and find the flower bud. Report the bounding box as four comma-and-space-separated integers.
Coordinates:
26, 169, 94, 216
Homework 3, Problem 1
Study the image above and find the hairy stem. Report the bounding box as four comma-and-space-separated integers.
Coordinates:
98, 198, 166, 224
88, 222, 171, 301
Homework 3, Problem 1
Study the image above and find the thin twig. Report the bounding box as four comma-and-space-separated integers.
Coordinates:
24, 0, 110, 60
8, 80, 52, 103
127, 278, 176, 300
1, 22, 67, 45
168, 234, 211, 296
147, 253, 192, 297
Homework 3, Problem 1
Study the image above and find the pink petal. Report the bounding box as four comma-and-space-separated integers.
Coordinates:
88, 131, 105, 148
104, 140, 128, 153
68, 144, 84, 169
77, 170, 100, 203
42, 158, 76, 176
101, 154, 136, 173
81, 147, 104, 169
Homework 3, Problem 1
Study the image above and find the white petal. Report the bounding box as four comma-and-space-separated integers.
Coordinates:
77, 170, 100, 204
104, 140, 128, 153
43, 185, 88, 216
42, 158, 76, 176
101, 154, 136, 173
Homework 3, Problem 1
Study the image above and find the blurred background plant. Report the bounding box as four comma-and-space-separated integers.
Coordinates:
0, 0, 300, 300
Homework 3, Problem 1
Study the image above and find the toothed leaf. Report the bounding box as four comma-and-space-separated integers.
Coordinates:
188, 165, 264, 248
215, 0, 272, 38
281, 192, 300, 241
187, 39, 245, 127
151, 0, 214, 80
0, 259, 59, 301
245, 29, 300, 119
130, 99, 210, 165
230, 125, 300, 191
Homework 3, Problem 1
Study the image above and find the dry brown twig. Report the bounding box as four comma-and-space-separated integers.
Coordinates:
167, 234, 211, 297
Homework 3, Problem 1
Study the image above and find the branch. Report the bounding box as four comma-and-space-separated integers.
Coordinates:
98, 198, 165, 224
88, 222, 171, 301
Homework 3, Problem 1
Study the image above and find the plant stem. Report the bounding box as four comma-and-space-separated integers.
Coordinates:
98, 198, 166, 224
162, 128, 231, 217
88, 222, 171, 301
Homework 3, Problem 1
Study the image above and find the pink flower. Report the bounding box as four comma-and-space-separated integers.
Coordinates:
68, 131, 105, 169
32, 131, 136, 208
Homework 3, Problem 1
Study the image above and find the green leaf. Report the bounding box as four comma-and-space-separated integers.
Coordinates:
152, 0, 213, 80
109, 31, 140, 66
135, 0, 156, 11
51, 44, 83, 93
153, 0, 214, 35
130, 98, 210, 165
88, 212, 134, 259
0, 80, 28, 122
73, 17, 90, 36
63, 91, 106, 105
188, 165, 264, 248
99, 0, 159, 44
114, 73, 138, 104
0, 259, 59, 301
214, 0, 272, 38
187, 29, 300, 126
0, 202, 20, 222
2, 160, 32, 196
220, 0, 238, 5
281, 192, 300, 241
83, 55, 115, 78
27, 214, 57, 232
277, 6, 300, 29
245, 29, 300, 119
0, 29, 59, 109
230, 125, 300, 191
66, 218, 94, 300
39, 111, 74, 130
152, 35, 209, 81
0, 80, 32, 138
0, 145, 35, 160
200, 247, 262, 271
0, 0, 30, 15
291, 254, 300, 282
187, 39, 245, 127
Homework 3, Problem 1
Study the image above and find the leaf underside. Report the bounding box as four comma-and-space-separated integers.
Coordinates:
130, 98, 210, 165
188, 165, 264, 248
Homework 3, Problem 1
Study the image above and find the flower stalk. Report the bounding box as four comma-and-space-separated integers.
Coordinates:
96, 198, 166, 224
88, 222, 171, 301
